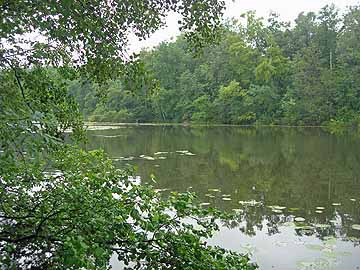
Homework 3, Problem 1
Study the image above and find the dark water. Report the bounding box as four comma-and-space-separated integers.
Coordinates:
86, 125, 360, 270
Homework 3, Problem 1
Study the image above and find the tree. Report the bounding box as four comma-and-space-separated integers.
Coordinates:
65, 4, 360, 128
0, 1, 257, 269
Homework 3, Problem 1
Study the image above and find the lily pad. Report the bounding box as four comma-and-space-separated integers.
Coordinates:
269, 205, 286, 210
314, 223, 331, 229
199, 202, 211, 207
139, 155, 156, 160
305, 244, 323, 251
296, 260, 315, 269
332, 202, 341, 206
316, 207, 325, 210
315, 210, 323, 214
351, 224, 360, 230
222, 197, 232, 201
350, 198, 356, 202
323, 250, 337, 258
176, 150, 190, 154
296, 225, 314, 230
238, 200, 261, 206
294, 217, 306, 222
154, 151, 169, 155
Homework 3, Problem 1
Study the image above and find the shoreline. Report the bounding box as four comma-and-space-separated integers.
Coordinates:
84, 122, 330, 129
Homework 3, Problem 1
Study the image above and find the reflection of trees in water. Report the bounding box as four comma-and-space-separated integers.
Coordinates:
86, 126, 360, 242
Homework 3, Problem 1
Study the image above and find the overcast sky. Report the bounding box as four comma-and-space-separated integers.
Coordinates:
130, 0, 359, 52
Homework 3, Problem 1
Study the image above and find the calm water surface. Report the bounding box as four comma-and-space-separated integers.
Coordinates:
86, 125, 360, 270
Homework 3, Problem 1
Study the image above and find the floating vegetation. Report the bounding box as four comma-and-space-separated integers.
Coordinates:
305, 244, 323, 251
176, 150, 188, 154
154, 188, 170, 193
139, 155, 156, 160
268, 205, 286, 210
300, 237, 351, 266
351, 224, 360, 230
294, 217, 306, 222
154, 151, 169, 155
314, 224, 331, 229
346, 236, 360, 242
295, 224, 314, 231
208, 188, 221, 192
199, 202, 211, 207
113, 156, 135, 161
175, 150, 196, 156
296, 258, 334, 270
323, 236, 337, 245
332, 202, 341, 206
222, 197, 232, 201
239, 200, 261, 206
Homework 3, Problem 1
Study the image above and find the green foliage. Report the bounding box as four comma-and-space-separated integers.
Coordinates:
74, 5, 360, 129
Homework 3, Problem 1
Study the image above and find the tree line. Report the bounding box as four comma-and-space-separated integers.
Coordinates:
71, 4, 360, 129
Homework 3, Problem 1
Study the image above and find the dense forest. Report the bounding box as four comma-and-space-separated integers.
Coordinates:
70, 4, 360, 128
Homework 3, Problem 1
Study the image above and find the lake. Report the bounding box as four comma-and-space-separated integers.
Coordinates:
86, 124, 360, 270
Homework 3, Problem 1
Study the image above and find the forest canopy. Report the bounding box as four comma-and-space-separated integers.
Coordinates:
72, 4, 360, 129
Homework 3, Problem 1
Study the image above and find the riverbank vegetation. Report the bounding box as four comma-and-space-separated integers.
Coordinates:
0, 1, 256, 269
71, 4, 360, 129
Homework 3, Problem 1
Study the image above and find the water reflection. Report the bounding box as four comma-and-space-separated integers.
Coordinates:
86, 125, 360, 269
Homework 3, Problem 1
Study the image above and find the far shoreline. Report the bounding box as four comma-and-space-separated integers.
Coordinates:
85, 121, 329, 128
